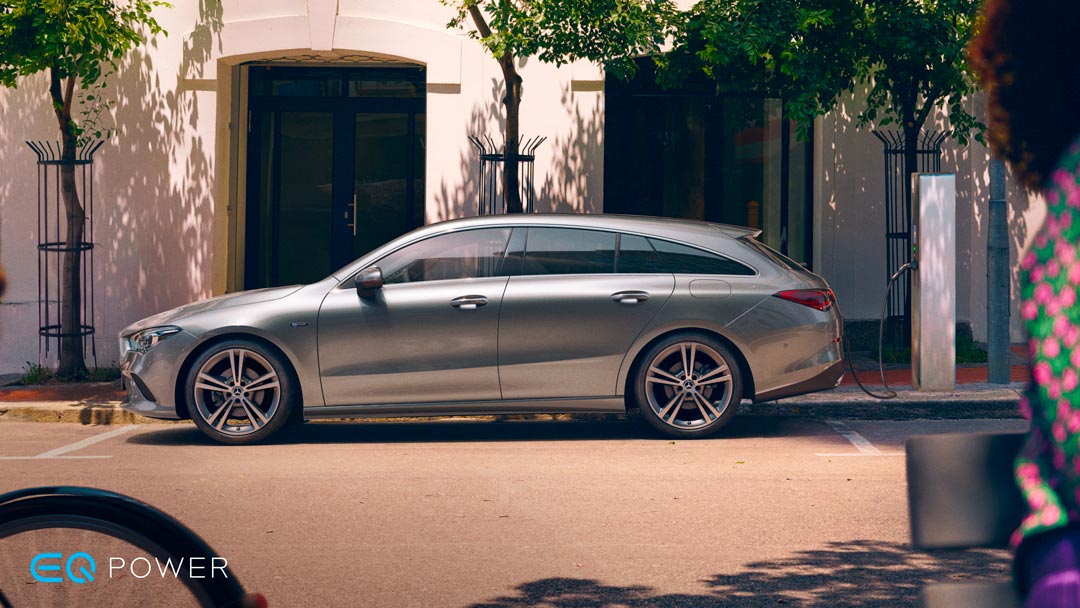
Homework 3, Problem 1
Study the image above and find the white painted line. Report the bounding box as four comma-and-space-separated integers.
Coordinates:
33, 425, 136, 458
815, 453, 905, 457
0, 455, 113, 460
825, 420, 881, 455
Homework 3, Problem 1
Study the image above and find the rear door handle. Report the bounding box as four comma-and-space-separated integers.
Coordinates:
450, 295, 488, 310
611, 290, 650, 304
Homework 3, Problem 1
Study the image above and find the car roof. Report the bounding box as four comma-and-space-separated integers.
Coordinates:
413, 213, 762, 243
331, 213, 766, 281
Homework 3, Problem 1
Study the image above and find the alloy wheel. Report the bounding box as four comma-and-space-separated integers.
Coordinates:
192, 348, 281, 437
644, 341, 734, 429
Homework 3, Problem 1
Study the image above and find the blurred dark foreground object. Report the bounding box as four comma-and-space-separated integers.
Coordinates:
0, 486, 267, 607
906, 432, 1025, 607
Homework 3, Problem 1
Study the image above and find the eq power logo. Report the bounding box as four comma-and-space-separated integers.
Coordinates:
30, 552, 96, 584
31, 551, 228, 583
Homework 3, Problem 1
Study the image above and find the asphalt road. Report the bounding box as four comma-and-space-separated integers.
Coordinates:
0, 416, 1027, 607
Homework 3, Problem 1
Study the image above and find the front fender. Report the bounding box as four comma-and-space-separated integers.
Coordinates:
191, 322, 324, 408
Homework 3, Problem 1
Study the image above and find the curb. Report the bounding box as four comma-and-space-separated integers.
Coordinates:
0, 389, 1024, 426
753, 384, 1024, 420
744, 399, 1023, 420
0, 402, 183, 425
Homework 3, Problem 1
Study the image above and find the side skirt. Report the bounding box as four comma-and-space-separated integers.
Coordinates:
303, 396, 626, 420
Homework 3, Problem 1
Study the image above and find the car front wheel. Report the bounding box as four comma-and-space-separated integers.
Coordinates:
634, 334, 742, 438
185, 340, 295, 445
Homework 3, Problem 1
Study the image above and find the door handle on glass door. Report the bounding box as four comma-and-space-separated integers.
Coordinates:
346, 194, 358, 237
450, 295, 488, 310
611, 291, 650, 304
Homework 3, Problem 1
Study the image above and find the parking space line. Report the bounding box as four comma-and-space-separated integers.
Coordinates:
820, 420, 881, 456
0, 425, 135, 460
0, 455, 114, 460
815, 453, 905, 457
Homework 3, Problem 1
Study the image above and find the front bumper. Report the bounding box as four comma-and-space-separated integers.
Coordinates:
118, 329, 198, 420
121, 370, 181, 419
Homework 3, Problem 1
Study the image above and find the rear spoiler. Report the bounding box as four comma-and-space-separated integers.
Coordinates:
707, 222, 762, 239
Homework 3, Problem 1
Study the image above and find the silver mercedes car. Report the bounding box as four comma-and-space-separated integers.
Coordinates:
119, 214, 843, 444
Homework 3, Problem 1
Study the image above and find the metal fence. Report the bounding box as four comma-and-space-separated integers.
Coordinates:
27, 140, 102, 368
469, 135, 546, 215
872, 130, 947, 350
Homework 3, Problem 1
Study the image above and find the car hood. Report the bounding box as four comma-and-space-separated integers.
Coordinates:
121, 285, 303, 335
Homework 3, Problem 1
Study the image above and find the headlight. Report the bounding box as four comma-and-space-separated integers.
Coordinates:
127, 326, 182, 354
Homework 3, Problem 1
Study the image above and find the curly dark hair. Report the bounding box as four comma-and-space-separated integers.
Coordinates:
968, 0, 1080, 190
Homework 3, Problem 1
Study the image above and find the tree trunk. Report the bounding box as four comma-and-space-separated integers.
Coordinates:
51, 71, 87, 379
500, 53, 524, 214
58, 135, 86, 378
902, 119, 919, 217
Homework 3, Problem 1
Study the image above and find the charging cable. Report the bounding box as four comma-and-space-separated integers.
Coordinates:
842, 260, 919, 400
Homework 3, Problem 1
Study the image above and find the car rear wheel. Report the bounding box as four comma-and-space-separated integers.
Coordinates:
185, 340, 295, 445
633, 333, 742, 438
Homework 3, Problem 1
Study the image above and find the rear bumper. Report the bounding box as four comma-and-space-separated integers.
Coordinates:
753, 358, 845, 402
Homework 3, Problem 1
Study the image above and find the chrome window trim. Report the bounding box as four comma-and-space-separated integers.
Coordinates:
334, 221, 762, 289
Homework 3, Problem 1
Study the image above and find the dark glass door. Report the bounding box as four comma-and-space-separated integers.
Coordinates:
245, 66, 425, 289
604, 59, 813, 266
352, 113, 414, 259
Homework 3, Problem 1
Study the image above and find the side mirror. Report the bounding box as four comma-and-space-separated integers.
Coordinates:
354, 266, 383, 298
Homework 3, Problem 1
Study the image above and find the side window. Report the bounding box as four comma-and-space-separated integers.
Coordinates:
648, 238, 755, 276
522, 228, 616, 275
378, 228, 513, 284
617, 234, 664, 273
500, 227, 527, 277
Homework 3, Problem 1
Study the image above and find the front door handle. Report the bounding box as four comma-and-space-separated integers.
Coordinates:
450, 295, 489, 310
611, 290, 650, 304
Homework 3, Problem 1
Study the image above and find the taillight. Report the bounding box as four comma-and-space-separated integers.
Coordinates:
774, 289, 835, 311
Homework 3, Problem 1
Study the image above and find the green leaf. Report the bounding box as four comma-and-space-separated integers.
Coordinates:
0, 0, 169, 138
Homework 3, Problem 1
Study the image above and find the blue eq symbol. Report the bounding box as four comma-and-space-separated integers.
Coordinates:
31, 552, 96, 584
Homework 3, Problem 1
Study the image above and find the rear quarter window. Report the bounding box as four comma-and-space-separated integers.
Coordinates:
633, 237, 755, 276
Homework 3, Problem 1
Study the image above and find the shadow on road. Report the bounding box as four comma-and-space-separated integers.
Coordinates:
468, 541, 1011, 607
125, 415, 808, 446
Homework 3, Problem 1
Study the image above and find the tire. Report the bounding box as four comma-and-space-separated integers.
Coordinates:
185, 339, 296, 445
632, 333, 742, 439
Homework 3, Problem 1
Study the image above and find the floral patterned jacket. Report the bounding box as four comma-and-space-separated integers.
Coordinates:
1014, 138, 1080, 549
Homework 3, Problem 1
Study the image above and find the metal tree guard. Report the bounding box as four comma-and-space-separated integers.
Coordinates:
469, 135, 546, 215
27, 140, 102, 368
872, 130, 947, 350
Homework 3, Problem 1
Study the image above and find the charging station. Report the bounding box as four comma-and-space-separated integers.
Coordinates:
910, 173, 956, 391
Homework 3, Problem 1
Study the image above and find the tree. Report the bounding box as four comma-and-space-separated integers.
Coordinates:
658, 0, 865, 136
661, 0, 984, 163
857, 0, 983, 195
0, 0, 167, 378
443, 0, 676, 213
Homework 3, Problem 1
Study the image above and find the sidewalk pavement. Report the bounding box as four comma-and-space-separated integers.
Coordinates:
0, 361, 1028, 426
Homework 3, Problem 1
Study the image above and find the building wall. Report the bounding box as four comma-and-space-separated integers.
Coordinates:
817, 90, 1044, 344
0, 0, 603, 373
0, 0, 1047, 375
